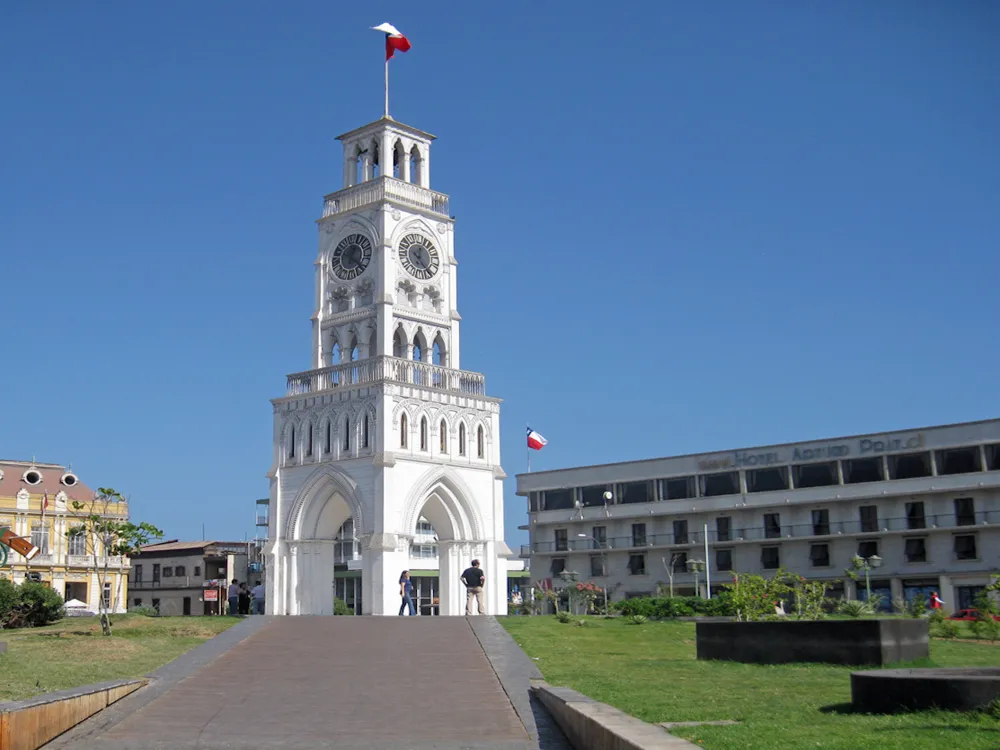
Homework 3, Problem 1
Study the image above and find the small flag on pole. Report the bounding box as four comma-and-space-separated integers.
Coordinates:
41, 491, 48, 519
527, 427, 548, 451
372, 22, 411, 60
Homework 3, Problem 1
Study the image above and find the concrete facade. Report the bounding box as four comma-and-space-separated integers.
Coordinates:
129, 541, 251, 616
267, 117, 509, 616
517, 419, 1000, 612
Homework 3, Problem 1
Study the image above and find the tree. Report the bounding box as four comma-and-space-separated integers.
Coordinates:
67, 487, 163, 636
661, 553, 685, 598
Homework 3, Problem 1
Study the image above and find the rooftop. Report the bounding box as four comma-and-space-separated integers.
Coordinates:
0, 459, 99, 504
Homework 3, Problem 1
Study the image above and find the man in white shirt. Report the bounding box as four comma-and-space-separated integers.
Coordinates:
251, 581, 265, 615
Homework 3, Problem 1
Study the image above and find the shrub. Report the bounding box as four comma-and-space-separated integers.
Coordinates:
128, 605, 159, 617
610, 594, 736, 620
971, 615, 1000, 642
1, 581, 65, 629
555, 610, 573, 624
627, 614, 648, 625
932, 619, 961, 639
838, 599, 873, 618
907, 594, 927, 618
928, 609, 947, 626
333, 597, 354, 616
725, 570, 794, 622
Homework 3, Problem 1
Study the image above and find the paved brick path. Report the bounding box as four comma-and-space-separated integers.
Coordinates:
48, 617, 570, 750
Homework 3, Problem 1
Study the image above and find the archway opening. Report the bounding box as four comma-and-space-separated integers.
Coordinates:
406, 515, 440, 615
334, 519, 362, 614
293, 487, 355, 616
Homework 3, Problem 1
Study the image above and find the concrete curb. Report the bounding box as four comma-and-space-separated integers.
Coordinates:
0, 679, 145, 750
531, 682, 700, 750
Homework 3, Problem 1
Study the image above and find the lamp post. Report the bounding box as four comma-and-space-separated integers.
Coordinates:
686, 558, 706, 598
852, 554, 883, 604
578, 533, 609, 616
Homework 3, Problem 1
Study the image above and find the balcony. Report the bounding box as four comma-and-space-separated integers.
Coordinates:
322, 176, 449, 219
286, 355, 486, 398
67, 554, 93, 567
526, 510, 1000, 553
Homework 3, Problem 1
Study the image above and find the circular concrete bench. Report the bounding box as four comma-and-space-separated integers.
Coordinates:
851, 668, 1000, 713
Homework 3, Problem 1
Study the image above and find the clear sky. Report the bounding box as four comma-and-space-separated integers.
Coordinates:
2, 2, 997, 550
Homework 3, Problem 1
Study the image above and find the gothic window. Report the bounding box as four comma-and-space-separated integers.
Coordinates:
432, 335, 446, 367
288, 426, 295, 459
410, 144, 422, 184
325, 421, 331, 454
393, 327, 407, 358
343, 417, 351, 451
400, 413, 408, 448
393, 140, 405, 179
363, 414, 370, 449
477, 426, 485, 459
368, 328, 377, 357
440, 419, 447, 452
331, 342, 341, 365
306, 425, 313, 457
372, 142, 381, 178
420, 417, 428, 451
459, 423, 466, 455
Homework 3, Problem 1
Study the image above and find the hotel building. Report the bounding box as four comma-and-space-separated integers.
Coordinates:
0, 460, 130, 613
517, 419, 1000, 612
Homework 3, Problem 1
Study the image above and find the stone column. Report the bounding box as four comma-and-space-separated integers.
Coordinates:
362, 533, 408, 615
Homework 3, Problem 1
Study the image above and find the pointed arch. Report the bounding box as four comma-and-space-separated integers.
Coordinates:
439, 418, 448, 453
342, 412, 352, 453
400, 466, 485, 543
412, 328, 428, 363
322, 414, 333, 455
393, 138, 406, 179
400, 412, 409, 449
287, 464, 369, 541
458, 422, 467, 456
419, 416, 428, 451
432, 332, 447, 367
409, 144, 423, 185
392, 324, 408, 358
477, 424, 485, 459
367, 326, 377, 359
306, 421, 314, 457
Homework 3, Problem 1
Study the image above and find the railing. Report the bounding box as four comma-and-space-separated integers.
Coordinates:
322, 176, 450, 218
31, 554, 56, 565
527, 510, 1000, 553
287, 355, 486, 397
67, 554, 92, 567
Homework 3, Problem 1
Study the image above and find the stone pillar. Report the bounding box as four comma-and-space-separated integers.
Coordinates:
890, 577, 904, 609
362, 534, 408, 615
939, 575, 956, 615
402, 149, 411, 182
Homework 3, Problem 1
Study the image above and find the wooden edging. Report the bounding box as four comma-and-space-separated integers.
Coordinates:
531, 680, 699, 749
0, 679, 146, 750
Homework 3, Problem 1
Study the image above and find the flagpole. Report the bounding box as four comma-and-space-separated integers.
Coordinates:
384, 56, 389, 118
526, 424, 531, 473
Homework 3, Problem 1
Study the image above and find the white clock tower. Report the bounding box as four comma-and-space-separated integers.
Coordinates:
266, 116, 509, 616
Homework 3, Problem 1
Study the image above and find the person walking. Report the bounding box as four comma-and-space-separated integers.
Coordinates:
251, 580, 265, 614
461, 559, 486, 616
227, 579, 241, 617
238, 582, 251, 615
399, 570, 416, 616
930, 591, 945, 611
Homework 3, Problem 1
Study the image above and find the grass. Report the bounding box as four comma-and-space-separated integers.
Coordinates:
0, 615, 239, 701
500, 616, 1000, 750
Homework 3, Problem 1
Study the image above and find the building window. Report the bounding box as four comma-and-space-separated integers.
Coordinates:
102, 582, 112, 608
859, 505, 879, 533
627, 554, 646, 576
763, 513, 781, 539
810, 544, 830, 567
306, 424, 313, 457
621, 481, 652, 504
631, 523, 647, 547
458, 423, 466, 455
30, 524, 49, 554
175, 565, 186, 577
716, 517, 731, 542
857, 540, 879, 559
363, 415, 370, 449
590, 555, 606, 577
673, 520, 689, 545
68, 527, 87, 556
662, 476, 695, 500
905, 501, 926, 530
344, 417, 351, 451
844, 458, 883, 484
133, 598, 142, 607
747, 467, 788, 493
439, 420, 447, 452
325, 421, 332, 454
152, 598, 160, 614
288, 426, 295, 459
889, 452, 932, 479
550, 558, 566, 575
581, 486, 609, 507
761, 546, 780, 570
400, 413, 408, 448
793, 462, 839, 488
133, 564, 143, 583
811, 509, 830, 536
152, 564, 160, 582
936, 447, 981, 475
954, 497, 976, 526
673, 550, 689, 569
554, 529, 568, 552
904, 537, 927, 563
542, 489, 574, 511
194, 566, 201, 577
715, 549, 732, 572
592, 526, 607, 548
988, 444, 1000, 472
477, 426, 485, 458
701, 471, 739, 497
954, 534, 978, 561
162, 567, 173, 578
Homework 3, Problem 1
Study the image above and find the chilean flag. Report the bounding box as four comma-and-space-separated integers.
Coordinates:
527, 427, 548, 451
372, 23, 411, 60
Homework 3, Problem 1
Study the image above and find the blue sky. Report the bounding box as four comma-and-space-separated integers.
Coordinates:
1, 2, 997, 549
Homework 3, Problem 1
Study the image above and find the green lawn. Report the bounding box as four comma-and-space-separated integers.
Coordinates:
500, 617, 1000, 750
0, 615, 239, 701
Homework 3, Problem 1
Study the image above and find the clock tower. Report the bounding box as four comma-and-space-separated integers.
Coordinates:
266, 116, 509, 616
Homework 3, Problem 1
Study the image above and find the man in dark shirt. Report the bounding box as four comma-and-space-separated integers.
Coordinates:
461, 559, 486, 615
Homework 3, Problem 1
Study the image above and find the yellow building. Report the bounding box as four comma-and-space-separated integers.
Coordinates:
0, 460, 130, 612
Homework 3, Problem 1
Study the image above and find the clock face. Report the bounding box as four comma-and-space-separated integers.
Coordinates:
399, 233, 440, 280
331, 234, 373, 280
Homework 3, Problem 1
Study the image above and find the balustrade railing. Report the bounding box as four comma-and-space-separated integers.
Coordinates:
322, 176, 450, 218
287, 355, 486, 397
528, 510, 1000, 553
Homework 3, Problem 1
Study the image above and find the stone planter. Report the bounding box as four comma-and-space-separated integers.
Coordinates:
696, 619, 928, 666
851, 668, 1000, 713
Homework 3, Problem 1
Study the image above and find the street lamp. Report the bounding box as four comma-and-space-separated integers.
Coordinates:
578, 533, 609, 616
686, 558, 706, 598
852, 554, 883, 604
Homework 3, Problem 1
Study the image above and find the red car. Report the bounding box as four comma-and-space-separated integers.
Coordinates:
947, 608, 1000, 622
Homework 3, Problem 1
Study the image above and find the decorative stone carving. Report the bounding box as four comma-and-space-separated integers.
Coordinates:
391, 209, 401, 221
372, 453, 396, 468
323, 221, 337, 233
493, 466, 507, 480
55, 491, 68, 512
436, 222, 447, 233
15, 489, 29, 509
365, 533, 399, 552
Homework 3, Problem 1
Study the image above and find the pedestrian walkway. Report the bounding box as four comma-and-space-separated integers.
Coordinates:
46, 616, 571, 750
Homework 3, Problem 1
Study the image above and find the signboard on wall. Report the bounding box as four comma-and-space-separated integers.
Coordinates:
204, 589, 218, 601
